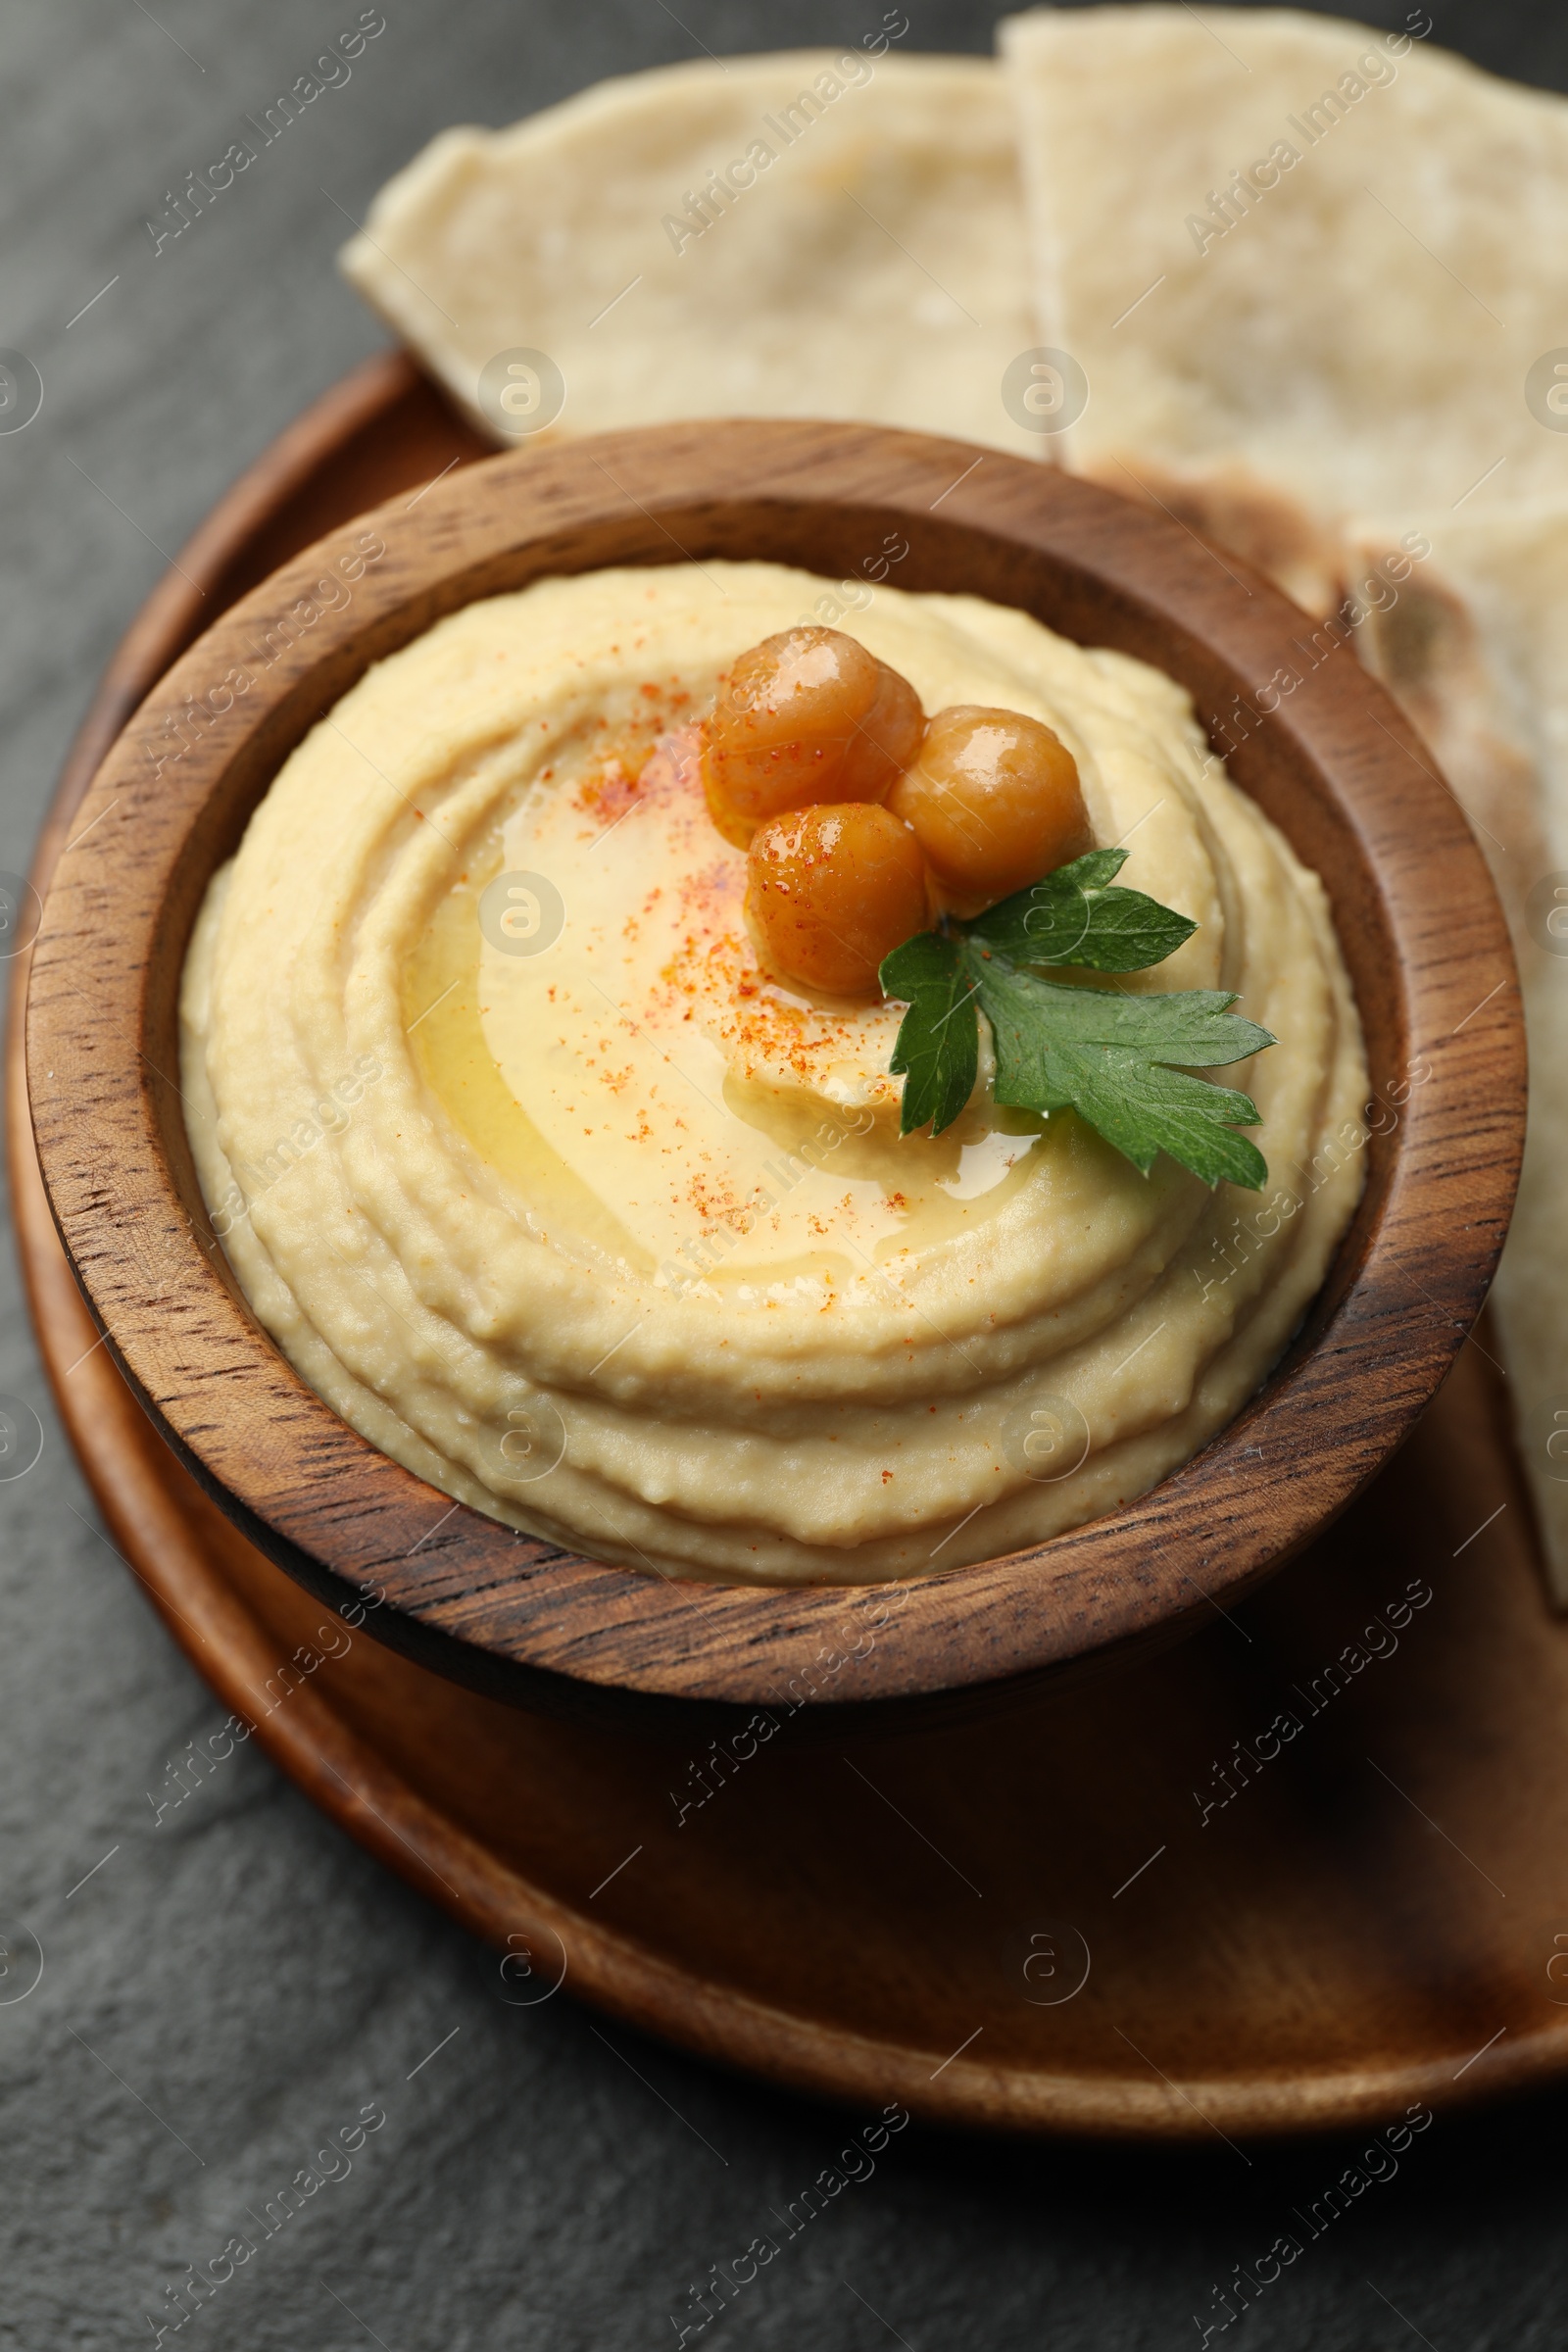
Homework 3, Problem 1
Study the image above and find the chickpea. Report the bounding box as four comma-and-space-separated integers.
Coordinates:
888, 705, 1093, 906
746, 803, 929, 997
702, 627, 925, 846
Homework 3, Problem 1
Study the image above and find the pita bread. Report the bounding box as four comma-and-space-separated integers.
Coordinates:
1004, 3, 1568, 1593
1002, 6, 1568, 519
1349, 507, 1568, 1594
1348, 515, 1548, 906
339, 53, 1041, 456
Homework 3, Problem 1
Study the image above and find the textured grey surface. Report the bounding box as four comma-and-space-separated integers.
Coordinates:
2, 3, 1566, 2346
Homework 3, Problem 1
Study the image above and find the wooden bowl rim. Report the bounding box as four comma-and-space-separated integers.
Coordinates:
24, 415, 1525, 1718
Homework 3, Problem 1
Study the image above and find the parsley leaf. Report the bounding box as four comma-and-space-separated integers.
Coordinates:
881, 932, 978, 1139
976, 962, 1274, 1189
964, 847, 1199, 973
877, 854, 1275, 1189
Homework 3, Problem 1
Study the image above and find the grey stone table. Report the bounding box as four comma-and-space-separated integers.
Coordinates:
1, 2, 1562, 2345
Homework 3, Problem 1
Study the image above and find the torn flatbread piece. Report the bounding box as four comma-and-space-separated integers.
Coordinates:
1004, 0, 1566, 1591
1002, 5, 1568, 518
1348, 507, 1568, 1598
340, 52, 1040, 457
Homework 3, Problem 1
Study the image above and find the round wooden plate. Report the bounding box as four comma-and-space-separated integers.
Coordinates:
21, 385, 1524, 1729
14, 354, 1568, 2137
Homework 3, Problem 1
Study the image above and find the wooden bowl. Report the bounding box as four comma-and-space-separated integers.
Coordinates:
12, 361, 1564, 2138
24, 418, 1524, 1730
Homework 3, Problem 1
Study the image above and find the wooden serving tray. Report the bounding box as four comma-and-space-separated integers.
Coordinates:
14, 351, 1568, 2137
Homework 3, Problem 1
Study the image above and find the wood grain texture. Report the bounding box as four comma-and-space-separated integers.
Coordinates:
12, 352, 1566, 2139
23, 392, 1526, 1729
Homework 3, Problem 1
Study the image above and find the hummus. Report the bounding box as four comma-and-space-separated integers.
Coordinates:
180, 561, 1368, 1585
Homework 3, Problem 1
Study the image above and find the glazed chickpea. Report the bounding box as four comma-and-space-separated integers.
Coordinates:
703, 627, 925, 847
746, 803, 929, 997
888, 705, 1093, 906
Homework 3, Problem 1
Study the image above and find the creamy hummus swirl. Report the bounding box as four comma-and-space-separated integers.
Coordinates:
180, 562, 1368, 1584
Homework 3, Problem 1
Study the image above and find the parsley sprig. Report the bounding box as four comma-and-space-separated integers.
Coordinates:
878, 849, 1275, 1189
